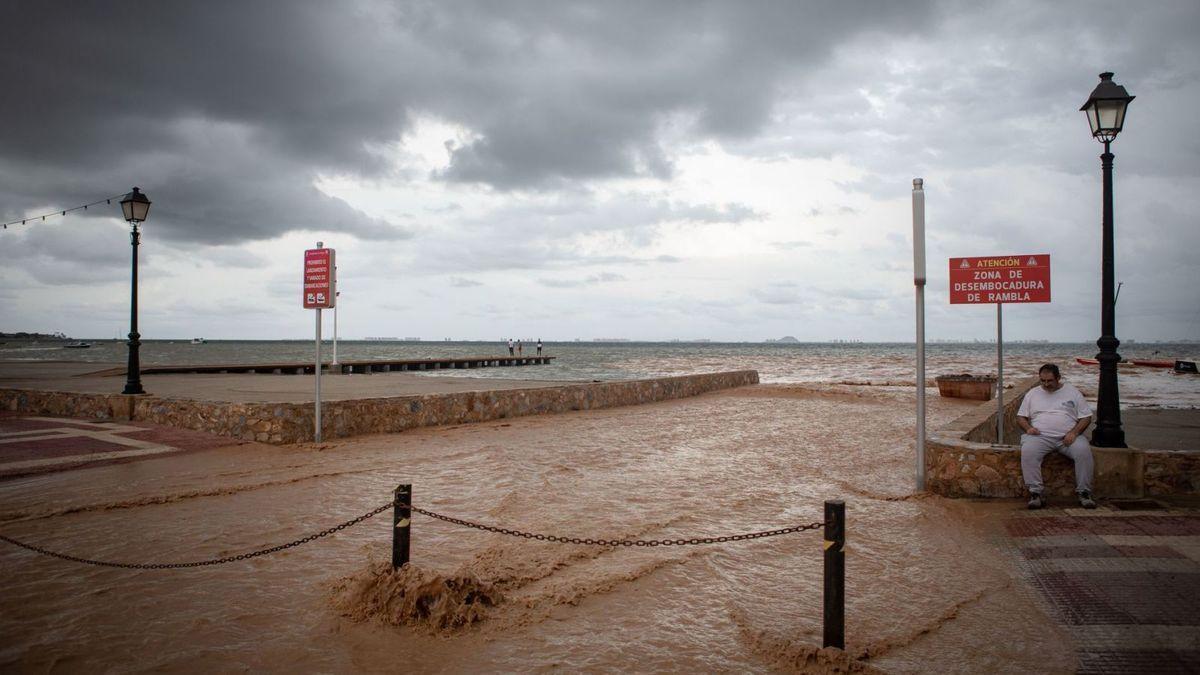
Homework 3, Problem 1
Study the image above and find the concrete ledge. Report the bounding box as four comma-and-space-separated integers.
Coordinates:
1, 370, 759, 444
926, 376, 1199, 498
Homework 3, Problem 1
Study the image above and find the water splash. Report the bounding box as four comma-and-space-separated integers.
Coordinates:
331, 561, 503, 632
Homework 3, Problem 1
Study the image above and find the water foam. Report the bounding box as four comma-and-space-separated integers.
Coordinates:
331, 562, 503, 632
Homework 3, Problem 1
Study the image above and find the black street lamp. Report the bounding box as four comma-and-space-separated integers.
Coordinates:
120, 187, 151, 395
1080, 72, 1134, 447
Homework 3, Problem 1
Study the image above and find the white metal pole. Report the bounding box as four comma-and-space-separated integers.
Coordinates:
913, 178, 926, 491
331, 269, 339, 370
997, 303, 1004, 444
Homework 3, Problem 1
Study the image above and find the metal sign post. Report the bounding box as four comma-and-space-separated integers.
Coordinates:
304, 243, 337, 443
997, 304, 1004, 443
315, 305, 322, 442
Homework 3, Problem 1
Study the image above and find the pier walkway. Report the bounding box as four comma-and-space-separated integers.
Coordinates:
83, 355, 555, 377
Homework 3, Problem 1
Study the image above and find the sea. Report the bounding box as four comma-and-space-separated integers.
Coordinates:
4, 339, 1197, 408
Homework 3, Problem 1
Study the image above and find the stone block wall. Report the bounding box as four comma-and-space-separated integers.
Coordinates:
1, 370, 759, 445
926, 376, 1199, 498
1145, 451, 1200, 495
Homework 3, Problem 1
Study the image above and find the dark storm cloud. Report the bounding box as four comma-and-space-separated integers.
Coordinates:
430, 1, 933, 187
738, 0, 1200, 189
0, 0, 930, 245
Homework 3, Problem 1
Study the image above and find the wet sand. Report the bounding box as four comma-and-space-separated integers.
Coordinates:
0, 384, 1075, 673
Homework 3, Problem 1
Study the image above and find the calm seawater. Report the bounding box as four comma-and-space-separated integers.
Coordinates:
3, 339, 1198, 408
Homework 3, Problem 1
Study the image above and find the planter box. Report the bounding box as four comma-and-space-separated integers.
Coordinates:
935, 374, 996, 401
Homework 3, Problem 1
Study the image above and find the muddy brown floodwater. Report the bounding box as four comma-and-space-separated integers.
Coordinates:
0, 384, 1074, 673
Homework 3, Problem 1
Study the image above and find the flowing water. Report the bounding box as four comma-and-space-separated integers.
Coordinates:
0, 384, 1074, 673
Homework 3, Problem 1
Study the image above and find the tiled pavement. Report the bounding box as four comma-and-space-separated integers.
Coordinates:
0, 415, 246, 479
1006, 504, 1200, 674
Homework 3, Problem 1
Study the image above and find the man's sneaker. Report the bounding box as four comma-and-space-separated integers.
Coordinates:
1078, 491, 1097, 509
1027, 493, 1045, 510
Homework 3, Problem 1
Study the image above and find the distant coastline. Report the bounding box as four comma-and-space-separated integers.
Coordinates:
0, 332, 72, 341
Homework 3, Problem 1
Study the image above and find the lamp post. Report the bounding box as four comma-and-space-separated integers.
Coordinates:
1080, 72, 1134, 447
120, 187, 151, 395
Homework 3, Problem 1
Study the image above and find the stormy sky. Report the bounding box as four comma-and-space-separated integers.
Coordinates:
2, 0, 1198, 342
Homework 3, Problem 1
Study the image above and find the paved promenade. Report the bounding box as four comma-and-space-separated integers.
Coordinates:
0, 413, 252, 480
1006, 501, 1200, 674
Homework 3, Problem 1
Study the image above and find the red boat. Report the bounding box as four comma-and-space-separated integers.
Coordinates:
1130, 359, 1175, 368
1075, 357, 1138, 368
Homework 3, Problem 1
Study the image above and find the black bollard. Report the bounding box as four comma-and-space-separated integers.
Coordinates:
823, 500, 845, 650
393, 484, 411, 569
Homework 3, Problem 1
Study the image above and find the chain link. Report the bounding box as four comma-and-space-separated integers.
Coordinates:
0, 500, 395, 569
400, 502, 826, 547
1, 498, 827, 569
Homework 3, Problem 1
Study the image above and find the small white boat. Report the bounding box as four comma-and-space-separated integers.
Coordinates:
191, 338, 207, 344
64, 341, 92, 349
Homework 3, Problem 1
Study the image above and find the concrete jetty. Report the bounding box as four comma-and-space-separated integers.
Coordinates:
0, 361, 758, 445
83, 354, 556, 376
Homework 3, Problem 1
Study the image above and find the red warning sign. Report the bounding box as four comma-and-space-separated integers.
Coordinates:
949, 254, 1050, 304
303, 248, 336, 309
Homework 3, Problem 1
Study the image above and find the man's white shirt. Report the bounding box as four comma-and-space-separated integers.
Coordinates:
1018, 383, 1093, 438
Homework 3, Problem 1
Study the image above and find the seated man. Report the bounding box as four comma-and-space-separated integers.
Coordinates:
1016, 363, 1096, 509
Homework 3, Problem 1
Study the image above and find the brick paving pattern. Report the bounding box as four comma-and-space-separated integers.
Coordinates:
1008, 506, 1200, 674
0, 415, 248, 480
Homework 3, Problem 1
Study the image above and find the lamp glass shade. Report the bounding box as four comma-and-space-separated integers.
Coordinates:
1080, 72, 1133, 142
120, 188, 151, 223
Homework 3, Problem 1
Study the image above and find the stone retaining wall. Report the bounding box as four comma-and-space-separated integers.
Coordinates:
927, 376, 1199, 498
1, 370, 759, 445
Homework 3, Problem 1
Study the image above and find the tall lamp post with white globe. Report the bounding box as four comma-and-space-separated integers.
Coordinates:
120, 187, 151, 396
1080, 72, 1134, 447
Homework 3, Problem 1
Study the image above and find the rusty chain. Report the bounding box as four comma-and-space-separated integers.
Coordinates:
0, 500, 395, 569
400, 502, 827, 547
0, 498, 826, 568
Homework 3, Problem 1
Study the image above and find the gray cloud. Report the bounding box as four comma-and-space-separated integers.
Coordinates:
772, 240, 812, 251
192, 246, 270, 269
537, 271, 626, 288
0, 0, 930, 247
752, 282, 807, 306
2, 1, 1198, 341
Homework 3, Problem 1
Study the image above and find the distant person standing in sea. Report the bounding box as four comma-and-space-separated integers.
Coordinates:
537, 338, 543, 355
508, 338, 514, 355
1017, 363, 1096, 510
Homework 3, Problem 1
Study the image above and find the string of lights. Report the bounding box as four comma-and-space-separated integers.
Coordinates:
2, 193, 126, 230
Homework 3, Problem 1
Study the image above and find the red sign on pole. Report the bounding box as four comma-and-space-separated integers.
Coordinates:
949, 254, 1050, 304
303, 248, 336, 309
